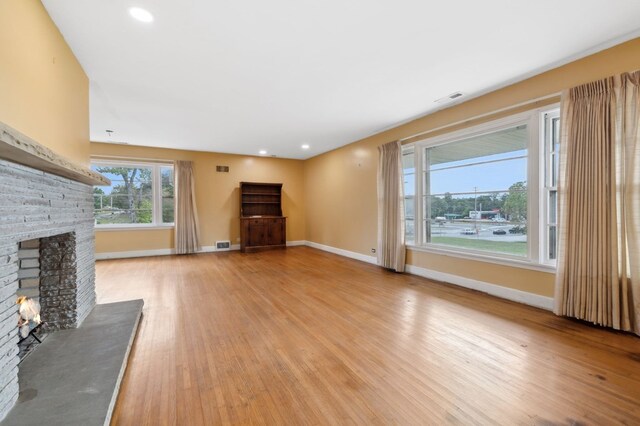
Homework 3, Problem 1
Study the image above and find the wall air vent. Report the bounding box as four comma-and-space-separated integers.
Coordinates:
216, 165, 229, 172
216, 240, 231, 250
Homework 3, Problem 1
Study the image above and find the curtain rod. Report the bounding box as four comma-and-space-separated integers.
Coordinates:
399, 92, 561, 144
91, 154, 176, 164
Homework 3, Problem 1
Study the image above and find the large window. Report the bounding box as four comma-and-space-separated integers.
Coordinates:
91, 161, 174, 227
403, 107, 559, 268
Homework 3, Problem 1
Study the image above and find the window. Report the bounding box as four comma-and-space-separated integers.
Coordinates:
160, 166, 175, 224
91, 161, 174, 227
402, 147, 416, 244
543, 110, 560, 262
403, 106, 559, 268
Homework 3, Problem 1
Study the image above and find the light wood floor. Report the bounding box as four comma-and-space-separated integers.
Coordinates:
97, 247, 640, 425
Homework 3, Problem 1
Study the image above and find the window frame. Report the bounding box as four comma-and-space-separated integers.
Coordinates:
541, 109, 560, 266
402, 146, 416, 245
91, 159, 175, 230
404, 105, 559, 272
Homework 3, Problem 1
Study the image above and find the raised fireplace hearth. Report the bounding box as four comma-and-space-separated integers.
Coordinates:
0, 122, 109, 420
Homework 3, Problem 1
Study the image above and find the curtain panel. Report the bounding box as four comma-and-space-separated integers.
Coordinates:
175, 160, 201, 254
555, 71, 640, 334
377, 140, 406, 272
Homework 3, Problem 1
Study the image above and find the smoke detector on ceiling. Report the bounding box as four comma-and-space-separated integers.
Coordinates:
434, 92, 464, 104
104, 129, 128, 144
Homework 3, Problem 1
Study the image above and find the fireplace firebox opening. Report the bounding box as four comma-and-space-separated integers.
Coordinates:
15, 232, 77, 361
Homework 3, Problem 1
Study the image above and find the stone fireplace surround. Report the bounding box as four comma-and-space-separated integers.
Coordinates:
0, 122, 110, 420
17, 233, 80, 333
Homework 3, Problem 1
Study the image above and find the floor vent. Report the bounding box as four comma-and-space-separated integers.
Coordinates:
216, 241, 231, 250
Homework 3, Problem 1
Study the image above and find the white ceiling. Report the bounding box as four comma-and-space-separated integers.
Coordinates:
42, 1, 640, 160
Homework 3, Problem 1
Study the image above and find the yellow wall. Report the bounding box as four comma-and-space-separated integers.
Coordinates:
90, 143, 306, 253
304, 38, 640, 298
90, 38, 640, 298
0, 0, 89, 166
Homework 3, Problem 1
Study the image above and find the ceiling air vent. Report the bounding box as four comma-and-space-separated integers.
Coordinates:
216, 165, 229, 173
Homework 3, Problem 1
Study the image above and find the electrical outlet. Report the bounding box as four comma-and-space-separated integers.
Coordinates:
371, 248, 376, 253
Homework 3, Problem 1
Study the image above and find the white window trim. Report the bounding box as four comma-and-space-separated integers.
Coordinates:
91, 159, 175, 230
402, 147, 417, 244
540, 108, 561, 266
405, 104, 560, 270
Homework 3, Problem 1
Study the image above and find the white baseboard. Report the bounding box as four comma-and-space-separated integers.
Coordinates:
303, 240, 553, 311
200, 244, 241, 253
303, 241, 377, 265
405, 264, 554, 311
96, 241, 310, 260
95, 248, 176, 260
96, 243, 241, 260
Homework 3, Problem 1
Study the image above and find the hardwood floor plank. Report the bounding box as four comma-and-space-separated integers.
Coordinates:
96, 247, 640, 425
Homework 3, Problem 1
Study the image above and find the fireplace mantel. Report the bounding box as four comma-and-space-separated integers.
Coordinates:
0, 122, 109, 186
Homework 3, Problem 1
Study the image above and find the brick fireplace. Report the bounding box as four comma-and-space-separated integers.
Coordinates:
0, 123, 109, 420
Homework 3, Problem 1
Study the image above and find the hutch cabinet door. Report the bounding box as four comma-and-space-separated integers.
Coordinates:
268, 218, 286, 245
247, 218, 268, 247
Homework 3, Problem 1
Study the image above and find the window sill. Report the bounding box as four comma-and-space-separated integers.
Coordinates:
95, 225, 175, 232
406, 244, 556, 273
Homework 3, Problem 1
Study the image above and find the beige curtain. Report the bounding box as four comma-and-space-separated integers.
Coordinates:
377, 140, 406, 272
175, 160, 201, 254
554, 71, 640, 334
618, 71, 640, 333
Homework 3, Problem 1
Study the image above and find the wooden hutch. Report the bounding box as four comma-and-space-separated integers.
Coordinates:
239, 182, 286, 252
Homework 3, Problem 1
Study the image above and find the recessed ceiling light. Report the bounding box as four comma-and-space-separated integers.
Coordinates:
301, 144, 310, 150
129, 7, 154, 23
259, 150, 267, 155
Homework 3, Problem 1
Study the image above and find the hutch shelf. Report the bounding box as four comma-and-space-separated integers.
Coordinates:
239, 182, 286, 252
